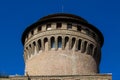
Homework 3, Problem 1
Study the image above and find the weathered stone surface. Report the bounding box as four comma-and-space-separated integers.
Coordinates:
26, 50, 97, 75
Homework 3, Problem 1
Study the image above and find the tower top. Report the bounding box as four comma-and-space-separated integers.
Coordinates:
22, 13, 104, 75
22, 13, 104, 46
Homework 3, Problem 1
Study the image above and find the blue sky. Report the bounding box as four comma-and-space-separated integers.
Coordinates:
0, 0, 119, 79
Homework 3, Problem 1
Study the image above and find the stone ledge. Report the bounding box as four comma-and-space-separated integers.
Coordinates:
0, 74, 112, 80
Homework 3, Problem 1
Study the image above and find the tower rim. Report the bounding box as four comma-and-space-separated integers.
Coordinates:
21, 13, 104, 47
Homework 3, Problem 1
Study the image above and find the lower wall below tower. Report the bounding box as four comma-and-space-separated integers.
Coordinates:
0, 74, 112, 80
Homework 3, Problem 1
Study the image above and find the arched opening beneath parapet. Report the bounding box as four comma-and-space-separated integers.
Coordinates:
44, 38, 48, 51
29, 44, 32, 57
51, 37, 55, 48
26, 47, 28, 51
93, 47, 97, 59
65, 37, 69, 49
87, 44, 94, 55
38, 39, 42, 51
82, 41, 87, 53
26, 47, 29, 59
78, 39, 82, 50
33, 41, 36, 54
71, 38, 76, 50
58, 36, 62, 48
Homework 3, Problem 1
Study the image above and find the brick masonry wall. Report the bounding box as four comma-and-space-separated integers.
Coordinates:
25, 50, 98, 75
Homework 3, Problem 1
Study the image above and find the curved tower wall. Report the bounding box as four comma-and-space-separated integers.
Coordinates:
22, 13, 103, 76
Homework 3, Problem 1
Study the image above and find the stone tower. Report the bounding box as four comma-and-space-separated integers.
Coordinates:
22, 13, 104, 76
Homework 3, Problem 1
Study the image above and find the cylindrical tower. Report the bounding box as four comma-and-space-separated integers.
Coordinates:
22, 13, 104, 76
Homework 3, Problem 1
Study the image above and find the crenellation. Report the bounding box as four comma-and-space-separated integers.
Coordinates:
62, 23, 67, 29
42, 25, 46, 31
52, 23, 56, 29
28, 31, 32, 39
34, 27, 38, 34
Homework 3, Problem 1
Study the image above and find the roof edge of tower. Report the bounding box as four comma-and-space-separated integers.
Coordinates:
38, 13, 88, 23
21, 13, 104, 47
